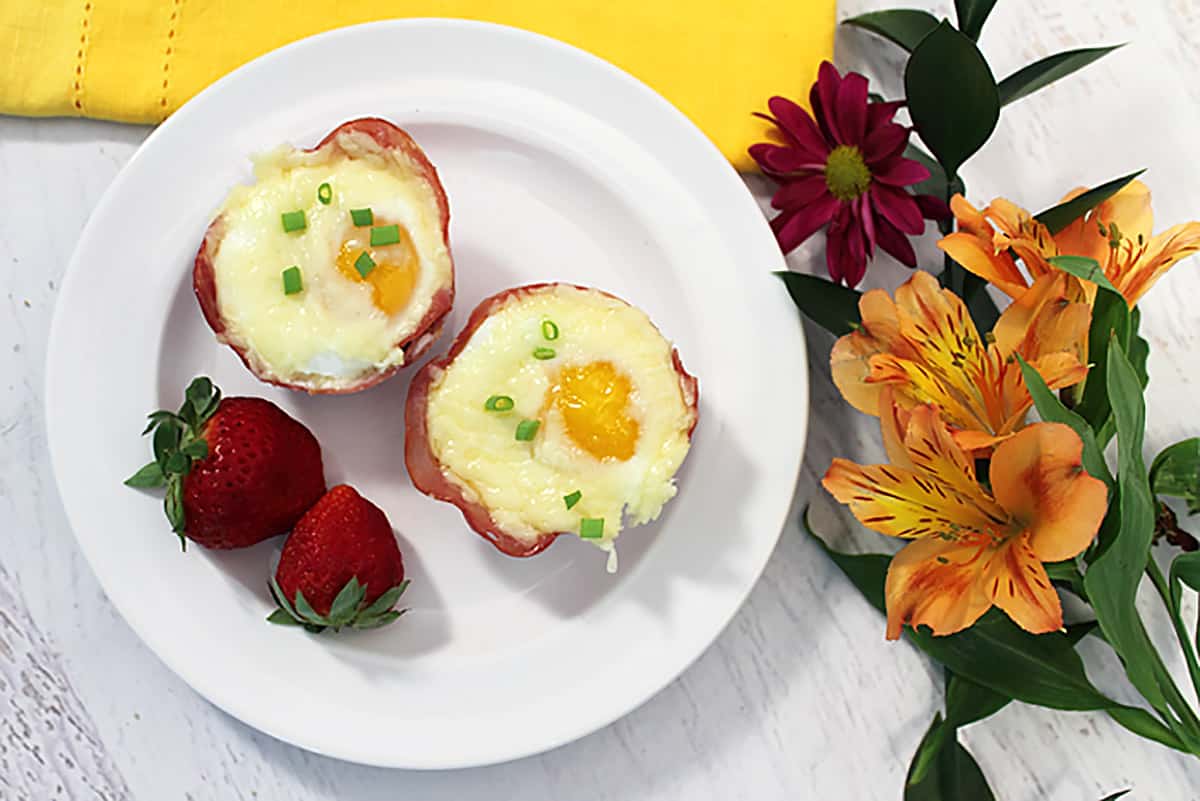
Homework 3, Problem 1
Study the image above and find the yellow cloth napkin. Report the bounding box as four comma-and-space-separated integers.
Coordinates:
0, 1, 833, 170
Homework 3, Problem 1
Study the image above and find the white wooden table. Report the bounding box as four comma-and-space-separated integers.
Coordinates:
4, 1, 1200, 798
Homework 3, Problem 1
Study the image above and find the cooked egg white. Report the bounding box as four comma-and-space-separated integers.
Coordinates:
424, 285, 696, 548
210, 131, 451, 388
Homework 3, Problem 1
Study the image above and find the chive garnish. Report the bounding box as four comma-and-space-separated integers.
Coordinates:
484, 395, 515, 412
354, 250, 376, 278
370, 224, 401, 246
317, 182, 333, 205
282, 266, 303, 295
281, 210, 307, 233
532, 347, 556, 360
563, 490, 582, 510
541, 320, 559, 340
515, 419, 540, 441
579, 518, 604, 539
350, 208, 374, 226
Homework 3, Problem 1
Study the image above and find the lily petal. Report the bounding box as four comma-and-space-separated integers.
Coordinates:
884, 534, 994, 639
980, 534, 1064, 634
823, 458, 1003, 542
1114, 221, 1200, 305
990, 423, 1108, 563
938, 231, 1030, 299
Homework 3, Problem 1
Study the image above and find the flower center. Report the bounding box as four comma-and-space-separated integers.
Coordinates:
824, 145, 872, 201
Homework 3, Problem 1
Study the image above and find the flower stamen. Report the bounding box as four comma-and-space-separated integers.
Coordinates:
824, 145, 872, 201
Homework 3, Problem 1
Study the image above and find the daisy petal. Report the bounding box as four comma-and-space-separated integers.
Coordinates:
862, 123, 909, 164
874, 215, 917, 267
871, 183, 925, 235
872, 157, 932, 187
812, 61, 844, 144
837, 72, 870, 147
772, 194, 839, 253
767, 96, 832, 160
771, 175, 830, 210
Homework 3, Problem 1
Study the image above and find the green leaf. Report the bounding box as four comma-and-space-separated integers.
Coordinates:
1099, 791, 1130, 801
1048, 255, 1120, 294
905, 22, 1000, 177
775, 272, 862, 337
905, 715, 996, 801
267, 608, 303, 627
269, 575, 304, 623
1129, 309, 1150, 390
142, 410, 180, 436
185, 376, 213, 411
954, 0, 997, 40
152, 420, 182, 466
163, 450, 189, 475
164, 477, 186, 548
352, 609, 405, 630
124, 461, 166, 488
906, 713, 949, 790
1106, 705, 1186, 751
328, 577, 367, 627
1084, 340, 1169, 714
843, 9, 939, 52
293, 589, 326, 629
905, 143, 952, 200
1151, 438, 1200, 514
944, 672, 1010, 728
359, 580, 409, 620
998, 45, 1124, 106
1017, 355, 1113, 487
1045, 559, 1089, 600
180, 439, 209, 460
1034, 170, 1144, 235
1076, 289, 1131, 435
1170, 552, 1200, 611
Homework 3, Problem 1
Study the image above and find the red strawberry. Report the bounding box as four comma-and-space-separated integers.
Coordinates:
126, 377, 325, 549
268, 485, 408, 633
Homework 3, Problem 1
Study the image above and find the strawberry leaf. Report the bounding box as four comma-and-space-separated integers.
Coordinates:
353, 609, 406, 630
328, 577, 367, 628
163, 451, 190, 475
124, 461, 166, 488
164, 477, 186, 550
267, 609, 303, 626
142, 410, 182, 435
180, 439, 208, 459
152, 420, 182, 466
293, 589, 328, 631
359, 580, 409, 620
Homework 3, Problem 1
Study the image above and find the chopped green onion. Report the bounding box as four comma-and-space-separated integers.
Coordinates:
281, 266, 303, 295
532, 347, 556, 360
515, 419, 540, 441
354, 250, 376, 279
350, 207, 374, 226
370, 224, 401, 247
541, 319, 559, 340
281, 210, 307, 232
579, 517, 604, 539
563, 490, 582, 510
317, 182, 333, 205
484, 395, 514, 412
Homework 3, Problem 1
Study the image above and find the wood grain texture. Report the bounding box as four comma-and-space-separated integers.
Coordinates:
0, 562, 130, 800
2, 1, 1200, 798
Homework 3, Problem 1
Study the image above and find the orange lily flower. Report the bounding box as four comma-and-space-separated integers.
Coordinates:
939, 179, 1200, 306
822, 393, 1107, 639
831, 270, 1089, 452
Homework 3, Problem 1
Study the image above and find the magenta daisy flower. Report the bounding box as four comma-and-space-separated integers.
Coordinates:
750, 61, 943, 287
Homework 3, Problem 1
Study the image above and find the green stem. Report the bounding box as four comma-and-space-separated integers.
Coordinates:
1147, 558, 1200, 700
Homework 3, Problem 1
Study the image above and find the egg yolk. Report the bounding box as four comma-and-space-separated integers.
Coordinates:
547, 361, 640, 461
335, 223, 420, 315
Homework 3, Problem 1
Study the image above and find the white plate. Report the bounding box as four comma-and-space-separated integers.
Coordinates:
46, 20, 807, 768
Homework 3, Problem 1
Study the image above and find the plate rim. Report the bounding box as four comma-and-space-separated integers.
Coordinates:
45, 17, 809, 769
